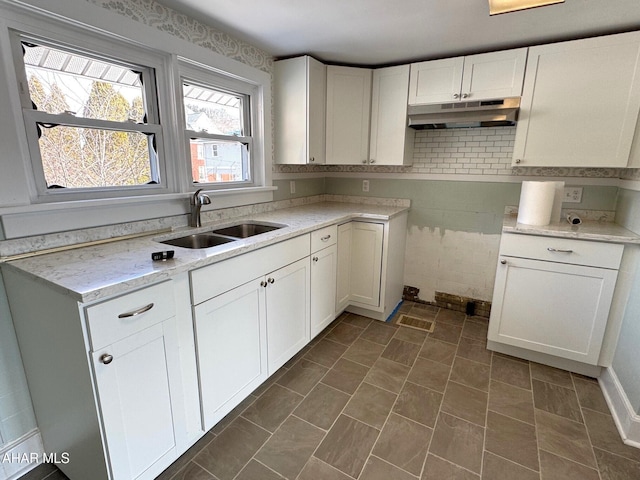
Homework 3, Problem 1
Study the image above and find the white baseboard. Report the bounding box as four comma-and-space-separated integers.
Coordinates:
600, 367, 640, 448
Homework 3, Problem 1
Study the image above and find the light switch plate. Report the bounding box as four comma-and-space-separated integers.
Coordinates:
563, 187, 583, 203
290, 180, 295, 194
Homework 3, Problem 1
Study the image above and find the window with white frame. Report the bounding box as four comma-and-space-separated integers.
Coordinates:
180, 65, 255, 187
12, 32, 165, 197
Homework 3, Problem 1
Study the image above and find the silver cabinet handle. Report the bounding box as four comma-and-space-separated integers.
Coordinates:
362, 159, 367, 164
118, 303, 154, 319
462, 93, 469, 99
515, 159, 521, 164
267, 277, 275, 284
309, 157, 315, 162
453, 93, 460, 99
100, 353, 113, 365
500, 259, 507, 265
260, 280, 267, 288
547, 247, 573, 253
370, 159, 375, 164
312, 256, 319, 262
321, 235, 331, 241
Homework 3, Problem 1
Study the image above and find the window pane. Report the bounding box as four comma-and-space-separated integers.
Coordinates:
39, 125, 155, 188
189, 139, 248, 184
24, 43, 147, 123
183, 83, 244, 136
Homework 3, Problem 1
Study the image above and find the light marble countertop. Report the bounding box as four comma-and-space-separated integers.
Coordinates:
502, 215, 640, 244
3, 202, 408, 303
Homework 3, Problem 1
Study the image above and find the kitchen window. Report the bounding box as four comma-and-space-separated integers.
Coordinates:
12, 32, 167, 199
180, 62, 255, 188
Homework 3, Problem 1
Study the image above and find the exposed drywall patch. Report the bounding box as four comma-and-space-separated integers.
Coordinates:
404, 225, 501, 303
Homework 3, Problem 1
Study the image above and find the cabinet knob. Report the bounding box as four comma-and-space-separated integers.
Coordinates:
370, 159, 375, 164
453, 93, 460, 99
267, 277, 275, 284
500, 259, 507, 265
260, 280, 267, 288
362, 159, 367, 164
462, 93, 469, 99
310, 157, 315, 162
515, 159, 521, 164
312, 256, 319, 262
100, 353, 114, 365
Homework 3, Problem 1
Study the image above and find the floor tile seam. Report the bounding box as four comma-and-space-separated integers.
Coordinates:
530, 374, 576, 391
580, 405, 615, 419
295, 354, 336, 371
338, 411, 383, 433
482, 450, 542, 475
592, 446, 640, 465
169, 434, 217, 477
403, 379, 447, 397
293, 458, 358, 480
533, 406, 586, 426
416, 351, 455, 368
210, 396, 259, 437
424, 334, 459, 347
271, 377, 315, 399
289, 413, 332, 433
388, 410, 436, 431
532, 377, 580, 396
587, 436, 640, 465
367, 454, 421, 479
447, 378, 491, 396
440, 405, 488, 429
537, 447, 605, 475
425, 452, 481, 478
452, 352, 493, 370
489, 377, 534, 393
340, 351, 383, 369
238, 456, 284, 480
485, 406, 536, 427
236, 412, 278, 436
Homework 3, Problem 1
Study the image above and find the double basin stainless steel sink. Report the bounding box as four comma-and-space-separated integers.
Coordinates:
159, 222, 286, 249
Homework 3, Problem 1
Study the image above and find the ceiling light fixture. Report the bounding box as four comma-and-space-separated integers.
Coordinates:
488, 0, 565, 15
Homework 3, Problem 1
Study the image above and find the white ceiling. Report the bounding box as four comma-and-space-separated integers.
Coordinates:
155, 0, 640, 66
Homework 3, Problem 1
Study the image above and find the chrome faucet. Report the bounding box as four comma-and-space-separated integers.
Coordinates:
190, 188, 211, 227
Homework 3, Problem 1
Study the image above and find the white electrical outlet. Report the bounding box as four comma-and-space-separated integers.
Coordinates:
290, 180, 295, 194
362, 180, 369, 192
563, 186, 583, 203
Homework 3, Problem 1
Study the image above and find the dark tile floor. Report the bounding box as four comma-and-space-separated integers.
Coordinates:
22, 302, 640, 480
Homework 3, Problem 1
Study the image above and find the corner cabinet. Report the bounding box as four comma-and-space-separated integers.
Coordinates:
488, 233, 622, 366
326, 66, 372, 165
336, 211, 409, 321
408, 48, 527, 105
274, 56, 327, 164
2, 273, 197, 480
513, 31, 640, 167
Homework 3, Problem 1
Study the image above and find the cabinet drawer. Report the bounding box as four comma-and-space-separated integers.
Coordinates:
500, 233, 623, 269
311, 225, 337, 252
85, 281, 175, 350
191, 234, 311, 304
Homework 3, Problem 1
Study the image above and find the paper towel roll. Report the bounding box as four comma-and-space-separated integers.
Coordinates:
517, 181, 557, 226
550, 181, 565, 224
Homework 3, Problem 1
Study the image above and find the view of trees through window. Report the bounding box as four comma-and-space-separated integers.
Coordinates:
24, 43, 156, 189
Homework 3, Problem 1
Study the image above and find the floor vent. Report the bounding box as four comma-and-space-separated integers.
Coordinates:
397, 314, 435, 332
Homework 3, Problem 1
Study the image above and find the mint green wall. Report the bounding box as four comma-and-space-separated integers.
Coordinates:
272, 178, 325, 202
324, 177, 618, 233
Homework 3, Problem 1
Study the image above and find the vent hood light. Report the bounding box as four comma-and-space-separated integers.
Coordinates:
488, 0, 564, 15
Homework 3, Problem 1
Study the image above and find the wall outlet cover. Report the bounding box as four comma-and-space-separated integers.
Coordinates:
290, 180, 295, 194
362, 180, 369, 192
563, 186, 583, 203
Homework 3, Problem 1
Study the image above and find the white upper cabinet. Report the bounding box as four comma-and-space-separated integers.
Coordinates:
408, 48, 527, 105
275, 56, 326, 164
326, 65, 372, 164
513, 32, 640, 167
369, 65, 414, 165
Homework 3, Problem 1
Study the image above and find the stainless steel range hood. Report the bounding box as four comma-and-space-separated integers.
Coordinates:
407, 97, 520, 129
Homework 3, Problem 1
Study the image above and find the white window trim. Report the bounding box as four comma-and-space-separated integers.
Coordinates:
177, 57, 268, 194
0, 0, 273, 238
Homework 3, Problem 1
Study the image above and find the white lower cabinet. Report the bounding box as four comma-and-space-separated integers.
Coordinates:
194, 278, 267, 431
310, 226, 338, 338
92, 320, 181, 480
488, 233, 623, 365
3, 274, 194, 480
336, 222, 353, 313
265, 257, 311, 372
189, 235, 311, 430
